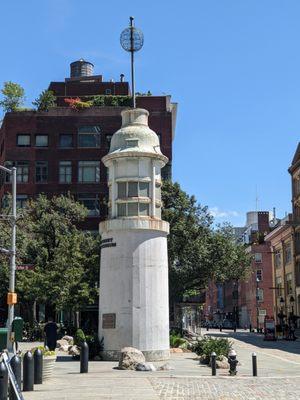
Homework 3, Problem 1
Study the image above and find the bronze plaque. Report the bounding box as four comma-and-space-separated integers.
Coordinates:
102, 313, 116, 329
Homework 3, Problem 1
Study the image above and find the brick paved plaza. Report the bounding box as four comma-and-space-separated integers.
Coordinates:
20, 330, 300, 400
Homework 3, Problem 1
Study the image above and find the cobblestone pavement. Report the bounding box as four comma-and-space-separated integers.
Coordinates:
149, 377, 300, 399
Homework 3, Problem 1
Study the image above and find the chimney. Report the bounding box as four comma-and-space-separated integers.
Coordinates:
120, 73, 125, 82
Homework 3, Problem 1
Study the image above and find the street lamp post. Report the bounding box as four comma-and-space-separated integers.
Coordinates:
0, 164, 17, 353
256, 277, 260, 333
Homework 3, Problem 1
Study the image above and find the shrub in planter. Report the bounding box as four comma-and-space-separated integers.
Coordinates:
85, 334, 104, 359
74, 329, 86, 346
192, 337, 232, 363
169, 332, 188, 348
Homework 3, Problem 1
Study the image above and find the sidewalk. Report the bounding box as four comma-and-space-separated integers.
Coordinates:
20, 331, 300, 399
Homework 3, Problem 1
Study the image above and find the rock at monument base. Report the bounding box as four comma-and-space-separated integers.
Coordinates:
68, 345, 80, 356
209, 355, 229, 369
56, 339, 68, 349
59, 344, 69, 352
62, 335, 74, 345
199, 355, 209, 364
158, 363, 175, 371
118, 347, 146, 370
170, 348, 183, 353
135, 362, 156, 371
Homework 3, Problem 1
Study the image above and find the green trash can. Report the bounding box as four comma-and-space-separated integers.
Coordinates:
0, 327, 8, 351
12, 317, 24, 342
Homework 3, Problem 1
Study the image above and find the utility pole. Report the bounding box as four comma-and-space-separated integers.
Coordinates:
0, 164, 17, 353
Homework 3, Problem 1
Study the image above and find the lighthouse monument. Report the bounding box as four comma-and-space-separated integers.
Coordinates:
98, 107, 170, 360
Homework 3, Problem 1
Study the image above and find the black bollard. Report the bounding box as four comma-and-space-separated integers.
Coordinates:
23, 351, 34, 391
34, 349, 43, 384
80, 341, 89, 373
252, 352, 257, 377
211, 352, 216, 376
0, 361, 8, 400
9, 355, 22, 400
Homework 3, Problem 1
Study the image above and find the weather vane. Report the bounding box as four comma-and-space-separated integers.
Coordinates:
120, 17, 144, 108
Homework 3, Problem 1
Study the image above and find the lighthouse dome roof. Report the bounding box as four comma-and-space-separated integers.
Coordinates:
109, 108, 163, 156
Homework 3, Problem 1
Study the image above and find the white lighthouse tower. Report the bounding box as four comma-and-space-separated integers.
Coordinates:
99, 108, 170, 361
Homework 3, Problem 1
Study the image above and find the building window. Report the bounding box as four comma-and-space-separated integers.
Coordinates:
254, 253, 262, 263
256, 269, 263, 282
78, 126, 101, 148
275, 250, 281, 268
59, 134, 73, 148
257, 288, 264, 302
16, 195, 28, 209
35, 135, 48, 147
78, 193, 100, 216
78, 161, 100, 183
286, 273, 293, 295
275, 276, 282, 297
17, 134, 30, 147
36, 161, 48, 183
116, 202, 150, 217
105, 89, 112, 95
5, 161, 29, 183
59, 161, 72, 183
285, 243, 292, 264
117, 181, 150, 198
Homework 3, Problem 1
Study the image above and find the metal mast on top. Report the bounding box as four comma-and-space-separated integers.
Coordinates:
120, 17, 144, 108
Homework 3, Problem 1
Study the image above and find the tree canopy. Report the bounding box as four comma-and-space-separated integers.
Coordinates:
162, 181, 251, 303
0, 195, 100, 321
0, 81, 25, 112
32, 90, 56, 111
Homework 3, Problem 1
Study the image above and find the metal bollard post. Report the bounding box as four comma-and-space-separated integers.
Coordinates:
34, 348, 43, 384
23, 351, 34, 391
0, 361, 8, 400
10, 355, 21, 400
80, 342, 89, 373
252, 352, 257, 377
211, 352, 216, 376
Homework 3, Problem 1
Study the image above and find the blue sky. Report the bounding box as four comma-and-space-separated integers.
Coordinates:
0, 0, 299, 226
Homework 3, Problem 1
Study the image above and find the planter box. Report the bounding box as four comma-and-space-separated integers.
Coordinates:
43, 355, 57, 381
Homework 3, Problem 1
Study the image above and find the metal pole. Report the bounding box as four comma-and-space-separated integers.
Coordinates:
7, 167, 17, 353
252, 352, 257, 376
211, 352, 216, 376
130, 16, 135, 108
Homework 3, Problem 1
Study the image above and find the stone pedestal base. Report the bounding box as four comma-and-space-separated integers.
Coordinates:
100, 349, 170, 362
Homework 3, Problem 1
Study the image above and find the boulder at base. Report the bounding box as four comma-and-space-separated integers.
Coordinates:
135, 362, 156, 371
209, 355, 229, 369
118, 347, 145, 370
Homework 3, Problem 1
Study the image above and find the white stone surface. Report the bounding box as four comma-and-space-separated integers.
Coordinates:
99, 108, 170, 360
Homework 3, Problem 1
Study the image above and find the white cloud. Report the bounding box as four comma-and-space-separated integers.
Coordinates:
209, 207, 240, 219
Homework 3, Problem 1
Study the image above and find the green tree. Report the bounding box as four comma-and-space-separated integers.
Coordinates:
0, 195, 100, 322
32, 90, 56, 111
0, 81, 25, 112
162, 181, 251, 303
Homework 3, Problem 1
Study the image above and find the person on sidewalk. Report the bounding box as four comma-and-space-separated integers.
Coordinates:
44, 317, 58, 350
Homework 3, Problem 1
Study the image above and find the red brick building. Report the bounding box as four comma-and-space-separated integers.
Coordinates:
204, 211, 274, 330
0, 60, 177, 230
